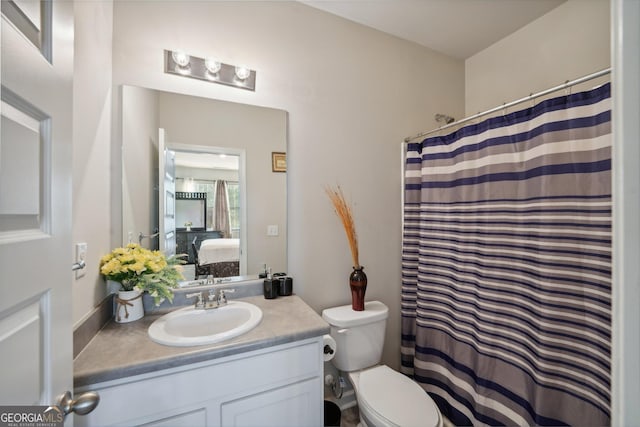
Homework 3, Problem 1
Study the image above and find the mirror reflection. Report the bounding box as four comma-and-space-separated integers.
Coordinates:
171, 149, 242, 279
121, 85, 287, 280
174, 152, 240, 235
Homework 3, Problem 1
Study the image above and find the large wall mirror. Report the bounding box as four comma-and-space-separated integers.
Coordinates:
121, 85, 287, 280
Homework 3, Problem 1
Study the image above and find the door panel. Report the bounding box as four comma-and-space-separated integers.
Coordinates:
1, 0, 52, 61
1, 0, 74, 410
0, 88, 50, 238
0, 292, 49, 404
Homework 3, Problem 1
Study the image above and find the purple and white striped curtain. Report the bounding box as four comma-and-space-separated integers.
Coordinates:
401, 83, 611, 426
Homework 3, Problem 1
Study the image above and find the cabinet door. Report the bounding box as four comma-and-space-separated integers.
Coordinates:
221, 378, 322, 427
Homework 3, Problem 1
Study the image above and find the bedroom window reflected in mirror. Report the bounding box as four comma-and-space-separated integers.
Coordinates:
176, 179, 239, 238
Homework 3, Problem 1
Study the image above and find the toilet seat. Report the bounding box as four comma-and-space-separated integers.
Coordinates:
351, 365, 441, 427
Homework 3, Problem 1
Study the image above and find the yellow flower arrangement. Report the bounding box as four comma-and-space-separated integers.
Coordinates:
100, 244, 186, 305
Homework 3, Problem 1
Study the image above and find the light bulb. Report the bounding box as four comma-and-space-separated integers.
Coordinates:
171, 51, 190, 67
235, 66, 251, 80
205, 58, 221, 74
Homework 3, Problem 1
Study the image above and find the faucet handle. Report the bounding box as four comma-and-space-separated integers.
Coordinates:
185, 292, 204, 307
218, 288, 235, 305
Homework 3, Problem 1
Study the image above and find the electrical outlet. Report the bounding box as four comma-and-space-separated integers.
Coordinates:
75, 243, 87, 279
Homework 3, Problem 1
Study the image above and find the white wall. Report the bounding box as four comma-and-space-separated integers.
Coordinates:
72, 1, 113, 327
465, 0, 610, 116
109, 1, 465, 368
121, 85, 159, 248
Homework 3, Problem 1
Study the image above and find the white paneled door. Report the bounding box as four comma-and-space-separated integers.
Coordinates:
0, 0, 93, 421
159, 128, 176, 257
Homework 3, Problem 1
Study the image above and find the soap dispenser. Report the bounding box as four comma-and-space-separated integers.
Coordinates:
263, 268, 278, 299
258, 263, 268, 279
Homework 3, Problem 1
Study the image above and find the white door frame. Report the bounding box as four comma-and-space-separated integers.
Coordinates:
611, 0, 640, 425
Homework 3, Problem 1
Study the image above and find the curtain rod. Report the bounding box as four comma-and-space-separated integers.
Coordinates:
404, 67, 612, 143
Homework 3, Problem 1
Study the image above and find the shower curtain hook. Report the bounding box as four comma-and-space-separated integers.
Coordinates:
564, 80, 572, 97
529, 93, 535, 108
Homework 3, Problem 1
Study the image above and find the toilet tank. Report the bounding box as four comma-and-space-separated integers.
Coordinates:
322, 301, 388, 372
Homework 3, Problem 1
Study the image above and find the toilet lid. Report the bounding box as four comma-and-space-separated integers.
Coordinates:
358, 365, 440, 427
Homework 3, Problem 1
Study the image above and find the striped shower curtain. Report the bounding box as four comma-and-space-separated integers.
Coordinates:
214, 180, 231, 238
401, 83, 611, 426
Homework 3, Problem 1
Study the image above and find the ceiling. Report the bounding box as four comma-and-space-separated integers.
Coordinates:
300, 0, 566, 60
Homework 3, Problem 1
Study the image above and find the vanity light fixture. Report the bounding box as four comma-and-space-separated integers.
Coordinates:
235, 66, 251, 81
205, 58, 222, 75
171, 51, 191, 75
171, 51, 190, 67
164, 50, 256, 91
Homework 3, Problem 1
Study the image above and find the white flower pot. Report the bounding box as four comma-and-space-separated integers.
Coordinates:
115, 289, 144, 323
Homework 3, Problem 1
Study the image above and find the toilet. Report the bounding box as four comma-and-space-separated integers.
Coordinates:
322, 301, 442, 427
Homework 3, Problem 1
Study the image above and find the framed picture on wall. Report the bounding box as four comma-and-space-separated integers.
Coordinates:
272, 152, 286, 173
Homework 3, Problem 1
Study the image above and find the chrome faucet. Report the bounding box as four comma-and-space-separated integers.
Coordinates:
185, 288, 235, 310
185, 291, 205, 309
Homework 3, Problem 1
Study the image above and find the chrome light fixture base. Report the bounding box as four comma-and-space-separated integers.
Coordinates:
164, 50, 256, 91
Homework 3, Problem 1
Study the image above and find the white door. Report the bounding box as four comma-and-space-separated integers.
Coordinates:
0, 0, 94, 420
158, 129, 176, 257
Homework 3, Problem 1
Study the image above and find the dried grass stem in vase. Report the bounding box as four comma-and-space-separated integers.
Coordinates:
325, 185, 360, 268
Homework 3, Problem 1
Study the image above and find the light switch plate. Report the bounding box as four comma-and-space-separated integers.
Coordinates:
267, 225, 279, 236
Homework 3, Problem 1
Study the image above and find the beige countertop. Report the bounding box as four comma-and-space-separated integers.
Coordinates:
74, 294, 329, 388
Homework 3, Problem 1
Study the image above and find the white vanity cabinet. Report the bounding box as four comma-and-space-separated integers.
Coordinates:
74, 337, 323, 427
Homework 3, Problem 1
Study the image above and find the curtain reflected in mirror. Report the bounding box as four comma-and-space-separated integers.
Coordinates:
213, 180, 231, 237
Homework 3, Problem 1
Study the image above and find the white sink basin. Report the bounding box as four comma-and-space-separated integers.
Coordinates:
148, 301, 262, 347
